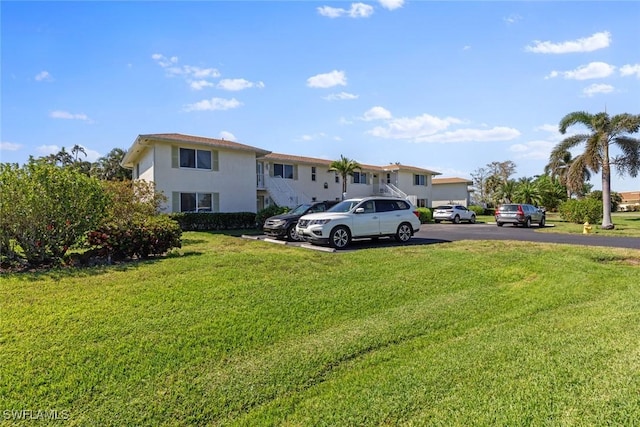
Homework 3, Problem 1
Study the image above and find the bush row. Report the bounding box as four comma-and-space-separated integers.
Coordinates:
169, 212, 258, 231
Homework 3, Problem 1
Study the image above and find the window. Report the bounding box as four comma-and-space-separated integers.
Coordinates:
273, 163, 294, 179
416, 199, 428, 208
311, 166, 316, 181
414, 174, 427, 186
352, 171, 367, 184
179, 192, 216, 212
180, 148, 212, 170
335, 172, 340, 183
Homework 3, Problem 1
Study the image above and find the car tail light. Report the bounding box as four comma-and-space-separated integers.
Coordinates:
517, 205, 525, 217
413, 210, 420, 218
495, 205, 500, 217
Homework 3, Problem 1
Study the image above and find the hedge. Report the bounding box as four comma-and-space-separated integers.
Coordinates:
169, 212, 257, 231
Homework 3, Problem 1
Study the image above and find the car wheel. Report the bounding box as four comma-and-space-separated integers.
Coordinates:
329, 226, 351, 249
394, 222, 413, 243
524, 217, 531, 228
434, 219, 441, 224
469, 215, 476, 224
453, 215, 460, 224
287, 225, 300, 241
497, 222, 504, 227
539, 216, 546, 227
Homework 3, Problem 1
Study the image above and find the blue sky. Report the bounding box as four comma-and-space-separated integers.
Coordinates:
2, 1, 639, 191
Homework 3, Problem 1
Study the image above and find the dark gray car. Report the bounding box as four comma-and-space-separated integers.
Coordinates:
495, 203, 545, 228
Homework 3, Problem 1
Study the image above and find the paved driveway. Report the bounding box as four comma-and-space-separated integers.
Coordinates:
413, 222, 640, 250
256, 222, 640, 251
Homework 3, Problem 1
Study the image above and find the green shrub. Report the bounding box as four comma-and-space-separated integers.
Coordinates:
416, 207, 432, 223
169, 212, 257, 231
87, 215, 182, 261
558, 198, 603, 224
0, 161, 108, 266
256, 205, 289, 228
468, 205, 485, 216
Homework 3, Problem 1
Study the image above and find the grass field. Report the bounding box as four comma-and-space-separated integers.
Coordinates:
2, 230, 640, 425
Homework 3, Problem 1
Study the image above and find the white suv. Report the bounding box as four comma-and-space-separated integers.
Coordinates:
296, 197, 421, 249
433, 205, 476, 224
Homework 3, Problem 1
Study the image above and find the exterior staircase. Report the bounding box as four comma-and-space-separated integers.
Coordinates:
265, 175, 311, 208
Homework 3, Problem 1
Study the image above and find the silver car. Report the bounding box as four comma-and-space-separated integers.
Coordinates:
296, 197, 421, 249
495, 203, 546, 227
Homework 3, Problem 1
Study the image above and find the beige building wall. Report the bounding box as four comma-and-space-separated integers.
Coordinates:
149, 142, 259, 213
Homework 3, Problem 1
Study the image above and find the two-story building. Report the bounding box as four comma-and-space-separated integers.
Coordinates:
122, 133, 443, 213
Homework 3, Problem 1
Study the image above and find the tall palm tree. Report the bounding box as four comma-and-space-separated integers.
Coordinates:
554, 111, 640, 229
328, 155, 361, 199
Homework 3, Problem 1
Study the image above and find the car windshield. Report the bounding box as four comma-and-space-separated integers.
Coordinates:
290, 204, 312, 215
328, 200, 362, 213
499, 205, 518, 212
435, 205, 452, 210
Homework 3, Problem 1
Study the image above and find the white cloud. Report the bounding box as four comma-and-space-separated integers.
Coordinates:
151, 53, 178, 67
367, 114, 464, 140
82, 147, 102, 162
190, 80, 214, 90
362, 106, 392, 121
218, 131, 237, 141
307, 70, 347, 88
217, 78, 265, 91
414, 126, 521, 143
526, 31, 611, 54
508, 140, 555, 160
183, 97, 242, 112
35, 71, 53, 82
37, 145, 61, 156
0, 142, 22, 151
546, 62, 615, 80
620, 64, 640, 78
317, 3, 374, 18
378, 0, 403, 10
317, 6, 344, 18
323, 92, 359, 101
503, 14, 522, 25
49, 110, 91, 121
298, 133, 327, 142
583, 83, 615, 97
152, 53, 221, 89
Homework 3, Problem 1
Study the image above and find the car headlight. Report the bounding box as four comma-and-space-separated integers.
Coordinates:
311, 219, 332, 225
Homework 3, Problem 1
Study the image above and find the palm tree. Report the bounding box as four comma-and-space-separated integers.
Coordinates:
514, 178, 543, 206
91, 148, 132, 181
328, 155, 361, 199
554, 111, 640, 229
71, 144, 87, 161
495, 179, 517, 204
544, 149, 591, 199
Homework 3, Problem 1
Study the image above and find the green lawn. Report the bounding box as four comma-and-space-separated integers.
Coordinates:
2, 233, 640, 425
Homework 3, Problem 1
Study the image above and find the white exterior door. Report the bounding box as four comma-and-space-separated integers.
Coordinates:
256, 162, 265, 188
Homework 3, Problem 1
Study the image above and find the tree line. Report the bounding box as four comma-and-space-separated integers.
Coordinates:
471, 111, 640, 229
35, 145, 132, 181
